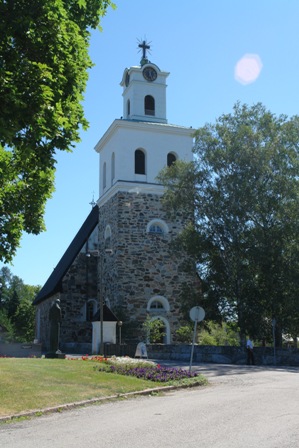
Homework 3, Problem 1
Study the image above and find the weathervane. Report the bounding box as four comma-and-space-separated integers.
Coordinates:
137, 38, 152, 66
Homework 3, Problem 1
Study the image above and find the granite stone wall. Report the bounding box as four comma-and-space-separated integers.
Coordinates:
36, 253, 98, 353
98, 191, 199, 343
105, 343, 299, 367
36, 190, 199, 351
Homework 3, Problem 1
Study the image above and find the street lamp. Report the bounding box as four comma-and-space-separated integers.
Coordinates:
99, 255, 104, 355
87, 247, 113, 355
118, 320, 123, 345
86, 249, 104, 354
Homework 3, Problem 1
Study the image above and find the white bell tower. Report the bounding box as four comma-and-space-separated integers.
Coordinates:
121, 40, 168, 123
95, 41, 193, 200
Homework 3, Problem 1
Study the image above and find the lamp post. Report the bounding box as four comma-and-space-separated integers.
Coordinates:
87, 245, 112, 355
118, 320, 123, 345
86, 248, 104, 354
99, 256, 104, 355
100, 248, 113, 355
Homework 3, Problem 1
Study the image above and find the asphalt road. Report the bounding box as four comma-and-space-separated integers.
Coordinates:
1, 363, 299, 448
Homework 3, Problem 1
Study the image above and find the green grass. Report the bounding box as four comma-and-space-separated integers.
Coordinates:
0, 358, 207, 418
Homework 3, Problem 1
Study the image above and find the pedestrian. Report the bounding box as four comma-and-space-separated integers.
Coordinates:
246, 338, 255, 365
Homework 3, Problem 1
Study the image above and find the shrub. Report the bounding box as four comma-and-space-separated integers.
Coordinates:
142, 316, 166, 343
198, 321, 240, 346
175, 325, 194, 343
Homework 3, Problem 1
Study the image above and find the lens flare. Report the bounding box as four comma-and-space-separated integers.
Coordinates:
234, 54, 263, 85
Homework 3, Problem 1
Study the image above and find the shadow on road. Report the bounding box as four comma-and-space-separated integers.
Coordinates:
150, 359, 299, 379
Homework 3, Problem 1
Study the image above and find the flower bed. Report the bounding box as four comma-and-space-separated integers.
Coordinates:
67, 355, 199, 383
99, 363, 198, 382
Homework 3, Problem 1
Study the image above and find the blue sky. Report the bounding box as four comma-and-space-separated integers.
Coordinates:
2, 0, 299, 286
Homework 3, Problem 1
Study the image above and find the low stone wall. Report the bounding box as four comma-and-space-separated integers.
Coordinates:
105, 343, 299, 366
146, 344, 299, 366
2, 342, 299, 366
0, 343, 42, 358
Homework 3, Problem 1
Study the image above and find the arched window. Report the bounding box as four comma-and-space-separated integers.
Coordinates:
111, 153, 115, 183
144, 95, 155, 116
86, 300, 97, 322
150, 300, 164, 310
104, 225, 111, 240
167, 152, 177, 167
147, 296, 170, 312
135, 149, 146, 174
146, 219, 169, 235
127, 99, 130, 116
149, 223, 163, 234
104, 225, 112, 249
103, 162, 106, 189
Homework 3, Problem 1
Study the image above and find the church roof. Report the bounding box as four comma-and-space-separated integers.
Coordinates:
33, 205, 99, 305
92, 304, 119, 322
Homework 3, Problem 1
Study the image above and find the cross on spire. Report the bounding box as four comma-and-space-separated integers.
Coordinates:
138, 40, 150, 60
137, 39, 152, 66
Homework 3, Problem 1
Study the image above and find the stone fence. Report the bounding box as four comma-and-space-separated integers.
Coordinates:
0, 342, 42, 358
105, 343, 299, 366
1, 342, 299, 366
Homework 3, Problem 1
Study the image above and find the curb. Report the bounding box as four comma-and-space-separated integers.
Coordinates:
0, 380, 207, 424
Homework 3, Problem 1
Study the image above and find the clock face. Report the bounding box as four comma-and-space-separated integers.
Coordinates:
143, 66, 157, 82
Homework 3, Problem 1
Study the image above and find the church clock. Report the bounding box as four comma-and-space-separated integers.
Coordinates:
142, 66, 157, 82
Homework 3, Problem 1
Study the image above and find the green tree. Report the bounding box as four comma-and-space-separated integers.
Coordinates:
175, 325, 193, 343
0, 267, 40, 341
198, 321, 240, 346
159, 103, 299, 343
0, 309, 15, 342
0, 0, 114, 262
142, 316, 166, 343
13, 293, 37, 342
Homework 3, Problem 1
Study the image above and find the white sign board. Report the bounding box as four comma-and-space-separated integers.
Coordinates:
189, 306, 205, 322
135, 342, 148, 358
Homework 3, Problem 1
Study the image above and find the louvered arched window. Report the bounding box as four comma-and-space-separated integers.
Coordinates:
144, 95, 155, 116
167, 152, 177, 167
135, 149, 146, 174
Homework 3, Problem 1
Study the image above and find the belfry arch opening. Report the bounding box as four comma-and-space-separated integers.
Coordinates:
135, 149, 146, 174
144, 95, 155, 116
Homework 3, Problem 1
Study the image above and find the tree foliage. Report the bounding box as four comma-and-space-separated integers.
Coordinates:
0, 267, 40, 342
142, 316, 166, 343
159, 103, 299, 344
198, 321, 240, 346
0, 0, 114, 262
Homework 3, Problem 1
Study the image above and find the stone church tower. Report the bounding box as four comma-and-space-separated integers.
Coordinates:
34, 42, 198, 353
95, 42, 196, 343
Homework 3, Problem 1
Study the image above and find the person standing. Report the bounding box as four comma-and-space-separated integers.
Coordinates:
246, 338, 255, 365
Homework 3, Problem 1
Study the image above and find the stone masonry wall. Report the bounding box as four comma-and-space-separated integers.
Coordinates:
36, 190, 198, 351
98, 190, 199, 342
36, 252, 98, 353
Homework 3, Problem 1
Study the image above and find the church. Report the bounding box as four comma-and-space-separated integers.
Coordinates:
33, 42, 199, 354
